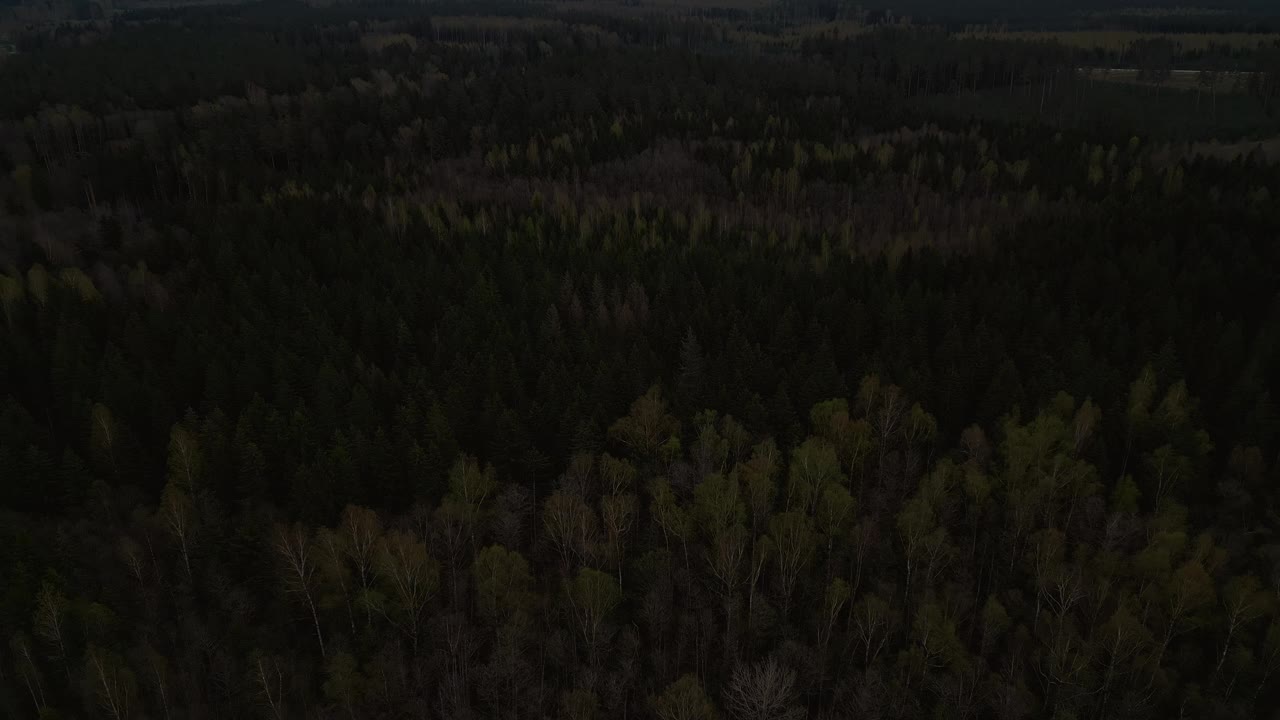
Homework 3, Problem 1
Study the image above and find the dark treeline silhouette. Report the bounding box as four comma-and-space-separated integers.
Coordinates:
1, 3, 1280, 720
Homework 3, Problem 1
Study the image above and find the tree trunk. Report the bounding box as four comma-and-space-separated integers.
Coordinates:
307, 591, 327, 659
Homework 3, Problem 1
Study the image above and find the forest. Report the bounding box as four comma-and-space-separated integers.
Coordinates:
1, 1, 1280, 719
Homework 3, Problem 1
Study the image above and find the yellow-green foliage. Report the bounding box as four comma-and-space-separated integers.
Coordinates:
26, 264, 50, 305
0, 273, 23, 324
59, 267, 101, 303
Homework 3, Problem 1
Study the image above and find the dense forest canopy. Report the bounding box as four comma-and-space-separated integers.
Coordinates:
1, 1, 1280, 719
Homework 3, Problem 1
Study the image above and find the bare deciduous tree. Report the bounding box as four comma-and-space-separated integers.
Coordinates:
544, 490, 599, 574
85, 645, 136, 720
723, 657, 802, 720
9, 632, 47, 714
160, 482, 195, 581
274, 523, 326, 658
254, 655, 286, 720
340, 504, 382, 626
376, 528, 440, 658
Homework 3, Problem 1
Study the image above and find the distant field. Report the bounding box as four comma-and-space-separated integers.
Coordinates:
548, 0, 772, 15
1086, 7, 1237, 18
963, 30, 1280, 52
627, 0, 772, 8
1192, 135, 1280, 161
1081, 67, 1257, 93
917, 80, 1280, 141
779, 20, 869, 40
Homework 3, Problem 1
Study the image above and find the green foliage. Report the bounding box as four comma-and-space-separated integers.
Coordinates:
473, 545, 535, 621
694, 473, 746, 537
654, 674, 718, 720
610, 387, 680, 461
786, 438, 844, 513
561, 688, 601, 720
